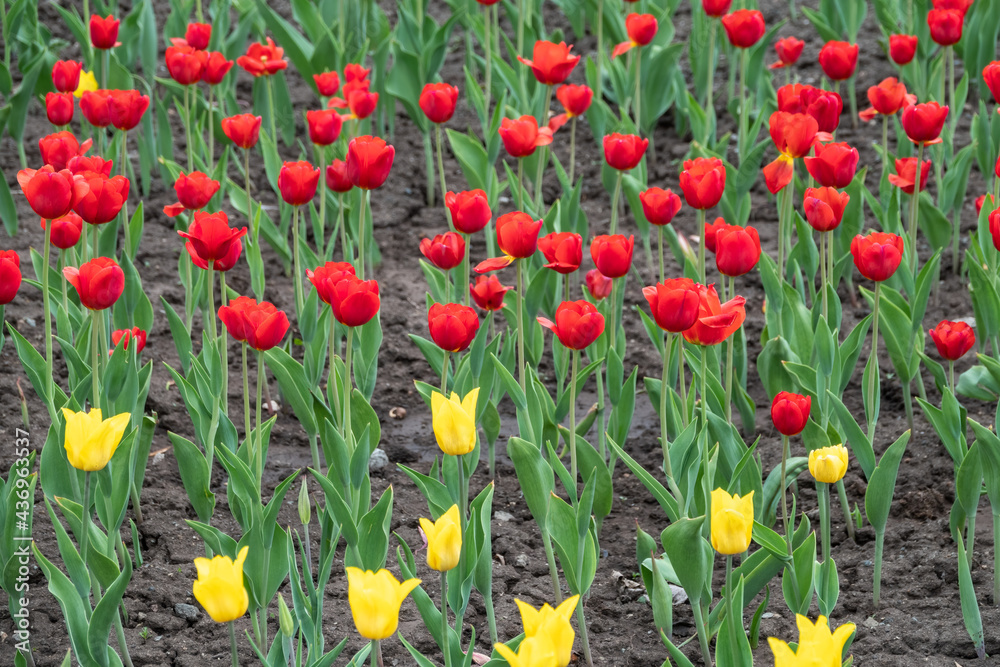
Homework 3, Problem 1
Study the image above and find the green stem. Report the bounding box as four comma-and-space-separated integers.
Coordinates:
329, 306, 341, 426
483, 5, 492, 117
819, 482, 831, 563
575, 602, 595, 667
705, 20, 716, 118
873, 530, 884, 609
596, 0, 604, 99
691, 601, 714, 667
908, 143, 925, 276
441, 570, 451, 667
358, 191, 370, 279
737, 48, 748, 162
880, 115, 889, 187
42, 219, 54, 414
534, 86, 553, 213
456, 452, 467, 531
569, 117, 577, 184
344, 327, 354, 444
596, 364, 606, 460
516, 259, 526, 393
700, 346, 709, 512
657, 226, 665, 283
723, 277, 734, 422
463, 234, 470, 306
185, 87, 194, 173
425, 131, 436, 207
292, 206, 304, 317
436, 124, 449, 217
634, 49, 642, 132
229, 621, 239, 667
80, 471, 91, 567
697, 208, 707, 283
993, 513, 999, 606
207, 86, 215, 174
242, 343, 252, 452
867, 283, 881, 439
317, 147, 327, 257
542, 531, 562, 603
569, 350, 579, 500
677, 334, 688, 428
91, 310, 100, 411
516, 158, 525, 212
609, 278, 617, 354
266, 75, 278, 149
609, 171, 623, 235
820, 231, 828, 320
781, 435, 792, 557
441, 350, 450, 395
949, 360, 956, 396
256, 350, 264, 484
948, 46, 956, 136
836, 479, 855, 542
725, 556, 740, 652
120, 132, 130, 256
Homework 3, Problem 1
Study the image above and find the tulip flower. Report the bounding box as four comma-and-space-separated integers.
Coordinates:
585, 269, 613, 301
52, 60, 83, 93
817, 41, 859, 81
890, 34, 918, 65
776, 84, 843, 133
446, 189, 492, 235
330, 276, 380, 328
62, 407, 130, 472
715, 224, 761, 277
470, 275, 509, 311
476, 212, 543, 272
184, 22, 212, 49
928, 8, 964, 46
901, 102, 949, 145
983, 61, 1000, 103
420, 232, 466, 273
79, 89, 113, 127
809, 444, 849, 484
221, 114, 262, 149
851, 232, 904, 282
710, 488, 754, 555
769, 615, 856, 667
538, 232, 583, 274
89, 15, 120, 50
537, 300, 605, 351
74, 174, 129, 226
331, 88, 379, 120
603, 133, 648, 171
428, 302, 480, 354
803, 187, 849, 232
193, 546, 250, 627
721, 9, 765, 48
39, 131, 92, 172
45, 93, 75, 126
279, 160, 322, 312
682, 283, 745, 347
111, 327, 146, 354
550, 84, 593, 182
701, 0, 732, 16
236, 37, 288, 76
930, 320, 975, 390
18, 165, 87, 221
314, 71, 341, 97
306, 262, 356, 306
166, 45, 208, 85
203, 52, 234, 86
327, 160, 353, 193
0, 251, 21, 305
420, 505, 462, 572
163, 171, 220, 217
763, 111, 821, 194
859, 77, 913, 122
494, 637, 559, 667
770, 390, 810, 549
770, 37, 804, 70
346, 135, 394, 190
590, 234, 634, 279
431, 388, 479, 455
518, 41, 580, 85
639, 187, 683, 275
512, 595, 580, 667
612, 13, 658, 59
42, 212, 84, 250
888, 157, 931, 194
73, 70, 98, 99
680, 157, 726, 280
63, 257, 124, 310
302, 109, 343, 148
976, 194, 992, 216
178, 211, 247, 270
218, 296, 290, 351
804, 142, 859, 189
702, 217, 729, 255
67, 155, 112, 177
499, 116, 553, 159
419, 82, 460, 124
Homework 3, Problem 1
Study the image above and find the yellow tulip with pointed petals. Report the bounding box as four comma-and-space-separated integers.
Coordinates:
192, 546, 250, 623
61, 407, 130, 472
808, 444, 849, 484
494, 635, 559, 667
419, 504, 462, 572
710, 488, 754, 555
514, 594, 579, 667
73, 70, 98, 98
345, 567, 421, 640
431, 388, 479, 456
768, 614, 855, 667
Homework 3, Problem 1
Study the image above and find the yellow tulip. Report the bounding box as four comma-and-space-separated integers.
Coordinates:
515, 594, 579, 667
431, 388, 479, 456
346, 567, 421, 640
61, 407, 130, 472
808, 444, 849, 484
73, 70, 98, 98
768, 614, 855, 667
710, 488, 754, 555
494, 635, 559, 667
193, 546, 250, 623
419, 504, 462, 572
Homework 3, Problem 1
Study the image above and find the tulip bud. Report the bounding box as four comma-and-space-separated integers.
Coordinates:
850, 232, 904, 282
817, 41, 859, 81
710, 488, 754, 555
721, 9, 765, 48
0, 250, 22, 305
537, 300, 606, 350
590, 234, 634, 279
419, 505, 463, 572
419, 82, 460, 124
770, 391, 811, 436
808, 444, 849, 484
929, 320, 975, 361
298, 478, 311, 526
277, 594, 294, 638
889, 34, 918, 65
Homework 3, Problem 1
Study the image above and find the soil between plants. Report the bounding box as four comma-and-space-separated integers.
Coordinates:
1, 1, 999, 665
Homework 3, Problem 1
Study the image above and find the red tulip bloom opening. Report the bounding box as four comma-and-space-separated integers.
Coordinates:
643, 278, 702, 333
776, 84, 843, 133
64, 257, 125, 310
419, 83, 460, 124
538, 232, 583, 274
446, 190, 492, 234
715, 224, 761, 277
74, 174, 130, 226
108, 90, 150, 131
331, 276, 381, 327
18, 166, 88, 220
164, 171, 221, 217
278, 160, 320, 206
420, 232, 466, 271
850, 232, 904, 282
721, 10, 765, 48
703, 217, 730, 254
682, 283, 746, 346
203, 52, 234, 86
859, 77, 914, 122
538, 301, 606, 350
347, 136, 395, 190
80, 90, 113, 127
901, 102, 949, 145
929, 320, 975, 362
221, 114, 262, 149
475, 212, 543, 272
111, 327, 147, 354
585, 269, 613, 301
166, 45, 208, 85
928, 9, 964, 46
307, 262, 357, 305
640, 188, 682, 226
314, 71, 341, 97
983, 61, 1000, 103
470, 275, 510, 311
771, 392, 811, 436
428, 303, 480, 352
218, 296, 290, 351
803, 187, 849, 232
236, 37, 288, 76
612, 14, 658, 58
680, 157, 726, 210
550, 84, 593, 131
0, 251, 21, 305
90, 15, 120, 50
39, 131, 92, 171
817, 41, 859, 81
517, 41, 580, 85
888, 157, 931, 194
804, 142, 860, 188
590, 234, 635, 279
178, 211, 248, 270
306, 109, 344, 146
185, 22, 212, 49
499, 116, 553, 158
770, 37, 804, 69
603, 133, 649, 171
763, 111, 822, 193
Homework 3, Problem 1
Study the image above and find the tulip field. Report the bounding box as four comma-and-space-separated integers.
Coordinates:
5, 0, 1000, 665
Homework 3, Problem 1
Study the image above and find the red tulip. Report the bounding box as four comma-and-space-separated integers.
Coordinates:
17, 165, 88, 220
929, 320, 975, 361
499, 116, 553, 158
640, 188, 682, 226
901, 102, 948, 145
470, 275, 510, 311
721, 10, 765, 48
763, 111, 821, 193
332, 88, 379, 120
306, 261, 357, 305
314, 71, 341, 97
988, 209, 1000, 251
776, 84, 843, 133
538, 300, 606, 350
475, 212, 543, 272
203, 52, 234, 86
850, 232, 904, 282
326, 160, 354, 193
550, 84, 593, 131
585, 269, 613, 300
817, 41, 859, 81
445, 190, 492, 234
612, 13, 658, 58
52, 60, 83, 93
590, 234, 634, 279
976, 195, 992, 216
770, 391, 811, 436
74, 174, 129, 225
278, 161, 320, 206
701, 0, 733, 17
164, 171, 221, 217
90, 15, 120, 50
67, 155, 113, 178
46, 93, 75, 126
166, 44, 207, 85
715, 224, 761, 277
42, 212, 84, 249
111, 327, 147, 354
642, 278, 701, 333
419, 82, 460, 124
538, 232, 583, 274
679, 157, 726, 210
108, 89, 149, 131
889, 34, 918, 65
39, 131, 92, 171
185, 22, 212, 50
306, 109, 344, 146
187, 237, 243, 272
804, 142, 859, 188
80, 90, 113, 127
346, 136, 395, 190
982, 61, 1000, 103
330, 276, 380, 327
428, 302, 480, 352
178, 211, 248, 270
770, 37, 804, 69
221, 114, 262, 150
236, 37, 288, 76
888, 157, 931, 194
859, 77, 914, 122
420, 232, 466, 271
928, 9, 964, 47
681, 283, 746, 346
517, 41, 580, 85
802, 187, 849, 232
703, 217, 729, 254
603, 133, 649, 171
933, 0, 972, 14
218, 296, 290, 351
344, 64, 371, 82
63, 257, 124, 310
0, 250, 21, 304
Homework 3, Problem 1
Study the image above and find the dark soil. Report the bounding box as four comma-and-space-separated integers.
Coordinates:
1, 1, 998, 666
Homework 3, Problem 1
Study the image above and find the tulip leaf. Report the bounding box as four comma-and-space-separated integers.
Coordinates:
715, 575, 752, 667
307, 468, 359, 548
88, 545, 133, 667
397, 464, 454, 518
780, 531, 816, 615
970, 419, 1000, 513
957, 533, 986, 659
357, 486, 393, 571
660, 517, 711, 605
490, 352, 527, 411
507, 436, 554, 528
609, 435, 680, 521
863, 430, 910, 534
751, 521, 789, 562
32, 542, 95, 665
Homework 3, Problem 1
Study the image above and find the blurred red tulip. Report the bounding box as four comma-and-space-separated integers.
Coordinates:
42, 212, 84, 249
278, 161, 320, 206
307, 261, 357, 305
771, 391, 811, 436
499, 115, 553, 158
0, 250, 21, 304
52, 60, 83, 93
888, 157, 931, 194
859, 77, 914, 122
164, 171, 220, 217
770, 37, 804, 69
178, 211, 248, 270
679, 157, 726, 210
538, 232, 583, 274
929, 320, 975, 361
701, 0, 732, 17
901, 102, 949, 145
640, 187, 682, 226
590, 234, 634, 279
585, 269, 613, 300
90, 15, 120, 50
446, 190, 492, 234
428, 302, 480, 352
46, 92, 75, 126
221, 114, 262, 150
470, 275, 510, 311
818, 41, 859, 81
326, 160, 354, 193
80, 90, 113, 127
75, 174, 129, 225
336, 88, 379, 120
314, 71, 341, 97
475, 212, 542, 271
306, 109, 344, 146
550, 84, 593, 131
111, 327, 147, 354
889, 34, 918, 65
612, 13, 658, 58
603, 133, 649, 171
538, 300, 606, 350
983, 61, 1000, 102
721, 10, 765, 48
237, 37, 288, 76
976, 194, 992, 216
850, 232, 904, 281
776, 84, 843, 133
218, 296, 290, 351
517, 41, 580, 85
64, 257, 124, 310
185, 22, 212, 50
344, 64, 371, 82
203, 52, 234, 85
682, 283, 746, 346
420, 232, 466, 271
643, 278, 701, 333
989, 209, 1000, 251
803, 187, 849, 232
331, 276, 381, 327
67, 155, 112, 177
17, 165, 87, 220
39, 131, 92, 171
419, 82, 460, 124
928, 9, 964, 46
347, 136, 395, 190
703, 217, 729, 254
715, 224, 761, 277
804, 142, 859, 188
166, 44, 207, 85
764, 111, 821, 193
108, 89, 149, 131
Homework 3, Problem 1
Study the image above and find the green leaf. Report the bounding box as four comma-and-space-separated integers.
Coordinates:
660, 517, 711, 604
864, 431, 911, 533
